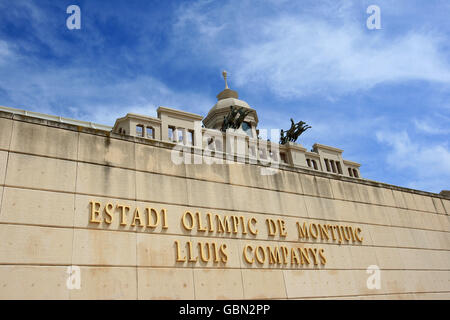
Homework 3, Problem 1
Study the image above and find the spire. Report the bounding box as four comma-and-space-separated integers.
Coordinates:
222, 70, 229, 89
217, 70, 238, 100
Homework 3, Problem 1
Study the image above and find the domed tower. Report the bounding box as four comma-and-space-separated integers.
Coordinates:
202, 71, 259, 137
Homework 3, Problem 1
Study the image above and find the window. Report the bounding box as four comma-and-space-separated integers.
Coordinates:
353, 169, 359, 178
178, 129, 184, 143
249, 145, 256, 157
325, 159, 331, 172
168, 126, 175, 141
330, 160, 337, 173
136, 125, 144, 137
312, 160, 318, 170
259, 148, 267, 159
187, 130, 194, 145
146, 127, 154, 139
307, 159, 311, 168
215, 138, 223, 151
207, 137, 215, 150
242, 121, 253, 137
270, 150, 278, 162
348, 168, 353, 177
280, 153, 287, 163
336, 162, 343, 174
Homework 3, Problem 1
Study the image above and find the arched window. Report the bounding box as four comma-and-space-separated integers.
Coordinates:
348, 168, 353, 177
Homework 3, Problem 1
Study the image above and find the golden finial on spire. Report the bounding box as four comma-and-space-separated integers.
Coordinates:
222, 70, 229, 89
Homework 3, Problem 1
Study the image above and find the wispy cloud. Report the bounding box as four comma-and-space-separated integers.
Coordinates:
376, 130, 450, 192
173, 0, 450, 98
412, 113, 450, 135
0, 66, 214, 126
0, 40, 11, 63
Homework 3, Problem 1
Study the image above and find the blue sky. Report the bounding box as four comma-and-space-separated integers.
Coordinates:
0, 0, 449, 193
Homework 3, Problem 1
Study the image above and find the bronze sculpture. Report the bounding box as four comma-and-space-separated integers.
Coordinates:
221, 106, 251, 131
280, 118, 311, 144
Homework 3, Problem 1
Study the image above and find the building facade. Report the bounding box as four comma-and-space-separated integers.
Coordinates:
0, 82, 449, 299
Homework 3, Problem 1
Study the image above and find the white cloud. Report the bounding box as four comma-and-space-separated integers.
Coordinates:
0, 41, 11, 63
413, 117, 450, 135
376, 130, 450, 192
0, 65, 214, 126
174, 0, 226, 38
174, 0, 450, 98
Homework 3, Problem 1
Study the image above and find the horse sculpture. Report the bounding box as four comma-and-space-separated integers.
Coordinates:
280, 118, 311, 144
221, 106, 251, 131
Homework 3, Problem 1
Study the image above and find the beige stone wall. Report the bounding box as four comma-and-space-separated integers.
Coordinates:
0, 111, 449, 300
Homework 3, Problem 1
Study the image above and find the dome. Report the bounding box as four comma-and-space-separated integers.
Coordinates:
203, 71, 258, 130
209, 97, 251, 113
